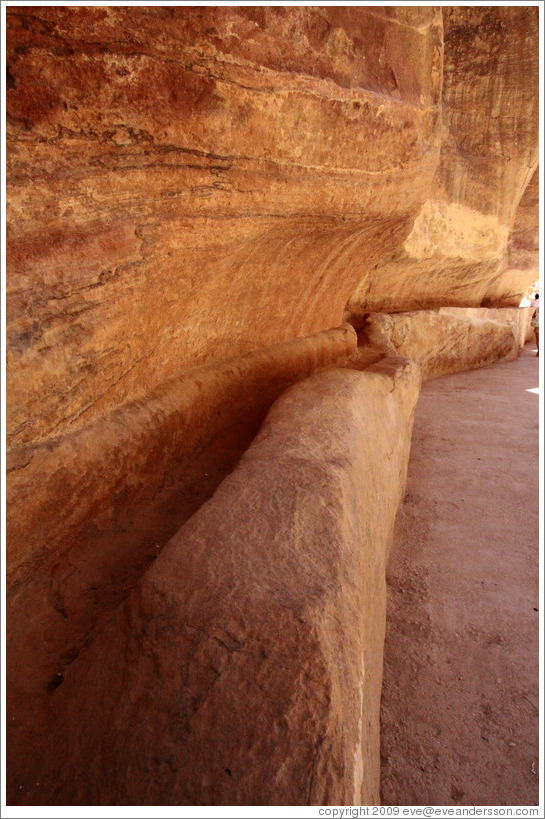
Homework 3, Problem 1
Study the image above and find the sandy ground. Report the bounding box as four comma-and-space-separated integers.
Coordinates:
380, 344, 540, 806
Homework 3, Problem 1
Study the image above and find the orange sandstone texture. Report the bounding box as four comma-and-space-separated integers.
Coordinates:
6, 5, 442, 448
6, 326, 357, 800
5, 5, 539, 807
13, 363, 421, 806
486, 167, 540, 306
348, 6, 539, 315
6, 325, 356, 580
348, 307, 533, 381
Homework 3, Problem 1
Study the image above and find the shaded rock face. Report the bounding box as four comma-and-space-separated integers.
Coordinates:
6, 6, 537, 451
5, 6, 539, 807
11, 363, 421, 807
487, 167, 540, 306
6, 326, 358, 803
6, 325, 356, 580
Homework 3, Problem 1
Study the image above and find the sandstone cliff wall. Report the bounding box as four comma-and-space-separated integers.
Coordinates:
6, 4, 538, 574
7, 6, 538, 453
5, 5, 539, 807
6, 5, 443, 448
6, 324, 356, 581
347, 6, 539, 315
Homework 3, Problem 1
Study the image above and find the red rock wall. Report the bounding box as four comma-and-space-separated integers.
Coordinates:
348, 5, 539, 314
6, 326, 356, 799
6, 5, 442, 448
6, 6, 537, 452
6, 324, 356, 580
5, 5, 539, 807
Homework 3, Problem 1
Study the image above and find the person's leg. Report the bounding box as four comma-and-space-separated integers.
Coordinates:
535, 328, 539, 356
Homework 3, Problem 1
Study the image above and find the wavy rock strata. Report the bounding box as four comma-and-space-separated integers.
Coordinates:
5, 5, 539, 807
6, 5, 443, 448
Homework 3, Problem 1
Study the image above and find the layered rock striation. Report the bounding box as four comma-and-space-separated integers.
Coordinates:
5, 5, 539, 807
7, 5, 443, 448
348, 6, 539, 314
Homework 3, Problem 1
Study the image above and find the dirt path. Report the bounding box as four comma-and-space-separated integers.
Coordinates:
380, 344, 540, 806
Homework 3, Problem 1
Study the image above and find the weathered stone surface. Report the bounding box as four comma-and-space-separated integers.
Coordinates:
6, 325, 357, 794
6, 5, 441, 448
348, 6, 539, 315
5, 5, 539, 807
485, 167, 540, 306
352, 307, 532, 380
6, 324, 356, 581
10, 362, 421, 806
6, 5, 538, 452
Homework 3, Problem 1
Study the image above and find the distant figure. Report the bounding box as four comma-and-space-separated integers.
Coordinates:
531, 294, 539, 356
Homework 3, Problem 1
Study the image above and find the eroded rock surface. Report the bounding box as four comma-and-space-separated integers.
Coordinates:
5, 5, 539, 807
11, 363, 421, 806
350, 307, 533, 380
348, 6, 539, 315
6, 5, 442, 448
6, 325, 357, 798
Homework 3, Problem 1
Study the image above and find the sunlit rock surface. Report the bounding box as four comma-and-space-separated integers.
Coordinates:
348, 6, 539, 314
352, 307, 533, 380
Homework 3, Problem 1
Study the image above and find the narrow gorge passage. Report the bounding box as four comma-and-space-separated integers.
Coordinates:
381, 344, 540, 807
5, 4, 540, 807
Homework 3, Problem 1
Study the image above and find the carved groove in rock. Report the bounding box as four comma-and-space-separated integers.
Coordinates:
10, 362, 422, 806
5, 5, 539, 807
